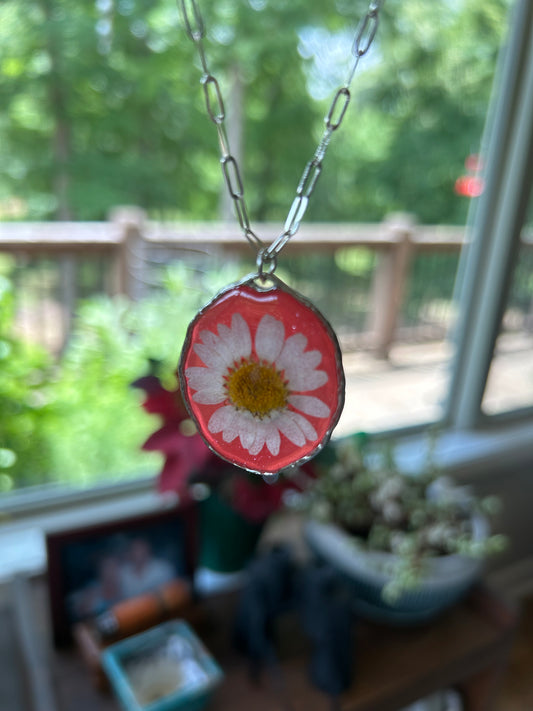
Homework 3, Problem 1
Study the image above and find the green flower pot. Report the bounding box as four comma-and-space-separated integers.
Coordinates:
198, 493, 264, 573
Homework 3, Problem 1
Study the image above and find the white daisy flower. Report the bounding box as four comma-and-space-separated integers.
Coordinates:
185, 313, 330, 457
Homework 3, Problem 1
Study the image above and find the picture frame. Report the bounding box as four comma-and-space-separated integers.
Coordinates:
46, 503, 197, 647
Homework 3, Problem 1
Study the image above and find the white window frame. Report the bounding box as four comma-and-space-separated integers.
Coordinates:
446, 0, 533, 429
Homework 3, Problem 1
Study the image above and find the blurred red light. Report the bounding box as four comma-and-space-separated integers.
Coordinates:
454, 175, 484, 198
465, 154, 483, 172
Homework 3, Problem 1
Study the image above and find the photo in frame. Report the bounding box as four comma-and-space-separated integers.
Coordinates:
46, 503, 197, 647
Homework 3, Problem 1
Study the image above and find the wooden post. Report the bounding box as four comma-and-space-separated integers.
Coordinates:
58, 253, 76, 353
367, 214, 415, 358
110, 206, 147, 300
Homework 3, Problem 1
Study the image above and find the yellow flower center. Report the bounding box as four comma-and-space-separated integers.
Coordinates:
226, 360, 288, 418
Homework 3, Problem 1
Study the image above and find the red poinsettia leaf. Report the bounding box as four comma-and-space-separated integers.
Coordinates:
142, 423, 182, 453
142, 423, 205, 457
158, 454, 190, 494
185, 435, 215, 472
143, 389, 188, 420
232, 475, 287, 523
132, 375, 189, 420
131, 374, 161, 392
135, 372, 300, 522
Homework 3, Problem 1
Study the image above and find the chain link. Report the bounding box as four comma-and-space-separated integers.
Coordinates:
179, 0, 383, 263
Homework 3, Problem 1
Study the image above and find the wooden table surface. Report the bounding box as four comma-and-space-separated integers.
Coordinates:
198, 585, 517, 711
15, 578, 517, 711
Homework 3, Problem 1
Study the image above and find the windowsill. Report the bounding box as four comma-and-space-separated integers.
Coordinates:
394, 418, 533, 481
1, 418, 533, 583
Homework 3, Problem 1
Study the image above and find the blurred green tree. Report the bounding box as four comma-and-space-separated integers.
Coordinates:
311, 0, 511, 224
0, 0, 510, 223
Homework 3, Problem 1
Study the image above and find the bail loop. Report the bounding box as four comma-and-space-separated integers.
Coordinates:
256, 249, 277, 279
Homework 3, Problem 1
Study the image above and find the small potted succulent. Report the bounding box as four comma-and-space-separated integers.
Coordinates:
298, 433, 506, 623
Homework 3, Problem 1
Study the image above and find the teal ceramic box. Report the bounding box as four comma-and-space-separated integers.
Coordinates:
102, 620, 223, 711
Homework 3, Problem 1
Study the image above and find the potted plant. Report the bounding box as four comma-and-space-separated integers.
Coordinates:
297, 434, 506, 623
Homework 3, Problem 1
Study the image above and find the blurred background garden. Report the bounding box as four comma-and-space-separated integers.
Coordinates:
2, 0, 530, 494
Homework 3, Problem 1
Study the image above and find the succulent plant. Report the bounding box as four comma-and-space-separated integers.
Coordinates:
297, 434, 507, 598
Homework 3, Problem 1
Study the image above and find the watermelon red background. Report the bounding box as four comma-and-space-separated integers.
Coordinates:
179, 281, 345, 474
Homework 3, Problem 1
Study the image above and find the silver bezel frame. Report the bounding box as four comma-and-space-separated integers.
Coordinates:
178, 273, 346, 476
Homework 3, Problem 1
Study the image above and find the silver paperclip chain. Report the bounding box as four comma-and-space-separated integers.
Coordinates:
179, 0, 383, 269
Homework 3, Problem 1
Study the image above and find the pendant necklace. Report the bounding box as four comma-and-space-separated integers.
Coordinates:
178, 0, 383, 477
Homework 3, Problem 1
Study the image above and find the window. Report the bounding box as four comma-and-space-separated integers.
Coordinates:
482, 191, 533, 417
446, 0, 533, 429
0, 0, 530, 501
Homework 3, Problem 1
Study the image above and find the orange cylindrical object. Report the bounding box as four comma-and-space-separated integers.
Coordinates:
97, 579, 191, 640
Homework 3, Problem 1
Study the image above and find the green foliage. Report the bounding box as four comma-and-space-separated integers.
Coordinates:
42, 295, 156, 485
310, 0, 511, 224
280, 251, 374, 335
5, 261, 243, 489
0, 258, 55, 488
335, 248, 376, 278
0, 0, 510, 223
401, 252, 460, 327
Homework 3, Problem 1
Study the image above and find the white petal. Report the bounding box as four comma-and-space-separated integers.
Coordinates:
239, 427, 256, 452
230, 313, 252, 360
289, 411, 317, 441
215, 323, 234, 354
222, 428, 239, 443
276, 333, 307, 371
193, 343, 230, 372
192, 385, 226, 405
208, 406, 239, 442
289, 395, 330, 418
274, 331, 329, 392
249, 429, 266, 456
286, 367, 328, 392
255, 315, 285, 363
301, 349, 322, 370
208, 405, 234, 432
222, 409, 250, 442
217, 324, 231, 339
185, 366, 218, 391
233, 410, 261, 451
202, 327, 234, 365
199, 330, 218, 349
275, 411, 306, 447
276, 334, 326, 387
265, 424, 281, 455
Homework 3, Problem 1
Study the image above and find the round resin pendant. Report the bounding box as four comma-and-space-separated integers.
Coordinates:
178, 274, 345, 476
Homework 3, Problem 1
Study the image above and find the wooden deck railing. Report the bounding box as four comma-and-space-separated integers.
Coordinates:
0, 210, 471, 356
